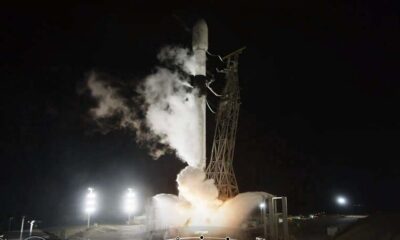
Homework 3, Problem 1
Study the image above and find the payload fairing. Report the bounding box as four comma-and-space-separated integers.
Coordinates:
192, 19, 208, 76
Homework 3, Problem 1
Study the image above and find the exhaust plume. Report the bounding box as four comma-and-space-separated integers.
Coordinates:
87, 46, 272, 229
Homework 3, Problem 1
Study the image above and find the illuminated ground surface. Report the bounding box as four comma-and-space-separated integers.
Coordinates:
57, 216, 360, 240
334, 214, 400, 240
67, 225, 147, 240
289, 215, 363, 240
57, 215, 361, 240
65, 225, 242, 240
9, 215, 398, 240
4, 225, 147, 240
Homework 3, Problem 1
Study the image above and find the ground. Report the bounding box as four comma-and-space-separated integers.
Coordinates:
5, 214, 400, 240
334, 214, 400, 240
289, 215, 363, 240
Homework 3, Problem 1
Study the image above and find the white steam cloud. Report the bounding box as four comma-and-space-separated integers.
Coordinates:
87, 73, 139, 129
87, 46, 274, 229
154, 169, 273, 228
138, 68, 202, 167
87, 47, 202, 165
157, 46, 198, 75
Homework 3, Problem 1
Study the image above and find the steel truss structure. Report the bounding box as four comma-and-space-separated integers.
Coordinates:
205, 47, 245, 200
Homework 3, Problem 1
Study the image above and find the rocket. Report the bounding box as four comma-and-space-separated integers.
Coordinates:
192, 19, 208, 76
192, 19, 208, 169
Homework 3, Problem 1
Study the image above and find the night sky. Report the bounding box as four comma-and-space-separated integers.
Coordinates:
1, 0, 399, 228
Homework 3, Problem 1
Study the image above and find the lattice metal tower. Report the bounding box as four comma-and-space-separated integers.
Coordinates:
206, 47, 245, 200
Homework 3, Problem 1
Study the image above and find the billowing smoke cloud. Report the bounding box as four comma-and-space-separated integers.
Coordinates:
87, 72, 165, 158
138, 68, 203, 167
87, 47, 202, 166
177, 166, 220, 206
87, 46, 274, 229
157, 46, 198, 75
87, 73, 138, 128
153, 169, 273, 228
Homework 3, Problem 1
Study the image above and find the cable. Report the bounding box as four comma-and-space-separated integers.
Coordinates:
206, 79, 222, 97
206, 50, 224, 62
206, 100, 216, 114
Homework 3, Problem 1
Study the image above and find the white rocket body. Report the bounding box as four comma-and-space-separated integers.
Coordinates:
192, 19, 208, 169
192, 19, 208, 76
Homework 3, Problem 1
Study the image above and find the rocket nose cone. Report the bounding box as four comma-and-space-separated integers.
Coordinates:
194, 19, 208, 30
192, 19, 208, 51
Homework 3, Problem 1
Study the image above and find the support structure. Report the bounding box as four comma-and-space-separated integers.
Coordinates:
205, 47, 245, 200
267, 197, 289, 240
19, 216, 25, 240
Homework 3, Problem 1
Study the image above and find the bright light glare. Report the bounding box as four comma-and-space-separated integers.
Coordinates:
336, 196, 347, 206
85, 187, 97, 214
259, 202, 266, 209
124, 188, 137, 214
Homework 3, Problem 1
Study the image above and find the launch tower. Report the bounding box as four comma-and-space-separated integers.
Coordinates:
205, 47, 245, 200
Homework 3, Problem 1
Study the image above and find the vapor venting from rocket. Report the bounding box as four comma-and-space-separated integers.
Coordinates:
88, 46, 203, 167
87, 45, 270, 228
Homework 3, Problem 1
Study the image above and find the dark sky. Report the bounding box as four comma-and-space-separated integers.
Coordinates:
1, 0, 399, 228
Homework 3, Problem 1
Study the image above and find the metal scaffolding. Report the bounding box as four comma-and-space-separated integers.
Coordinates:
205, 47, 245, 200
